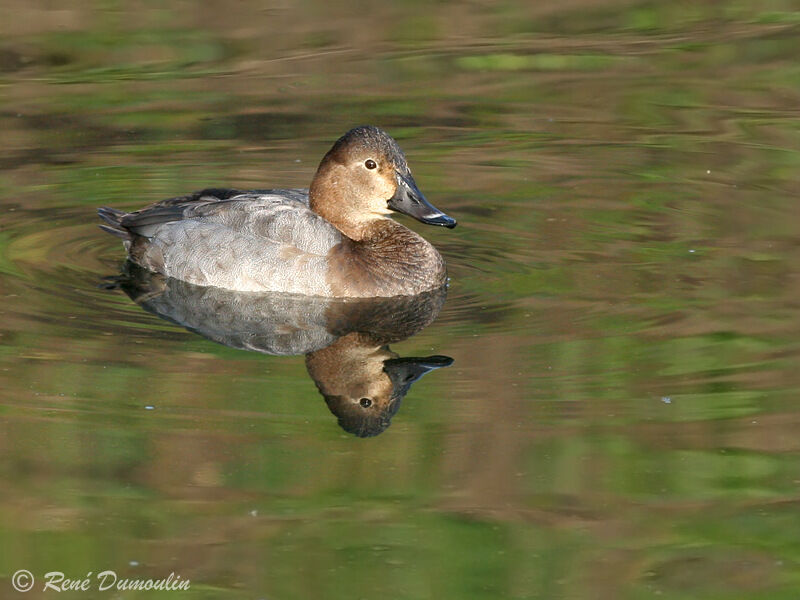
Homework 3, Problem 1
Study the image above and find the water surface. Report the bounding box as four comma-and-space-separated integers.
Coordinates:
2, 2, 800, 598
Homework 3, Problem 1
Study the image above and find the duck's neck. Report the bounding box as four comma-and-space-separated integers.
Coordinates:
328, 219, 447, 297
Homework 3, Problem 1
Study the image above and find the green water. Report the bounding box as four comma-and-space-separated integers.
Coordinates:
2, 1, 800, 598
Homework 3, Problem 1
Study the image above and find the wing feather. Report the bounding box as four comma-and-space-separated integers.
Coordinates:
117, 189, 341, 293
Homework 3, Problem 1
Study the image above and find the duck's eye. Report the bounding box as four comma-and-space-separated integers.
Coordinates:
364, 159, 377, 170
359, 397, 373, 408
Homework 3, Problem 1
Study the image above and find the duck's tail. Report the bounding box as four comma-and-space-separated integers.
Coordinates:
97, 206, 131, 240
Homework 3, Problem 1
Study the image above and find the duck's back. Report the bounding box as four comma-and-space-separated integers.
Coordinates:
100, 188, 343, 295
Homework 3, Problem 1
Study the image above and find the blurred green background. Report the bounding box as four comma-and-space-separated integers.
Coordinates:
1, 1, 800, 598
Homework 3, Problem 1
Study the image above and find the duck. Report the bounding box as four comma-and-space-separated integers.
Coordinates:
98, 126, 456, 297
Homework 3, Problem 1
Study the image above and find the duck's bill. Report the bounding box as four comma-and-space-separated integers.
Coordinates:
384, 355, 454, 399
389, 171, 457, 229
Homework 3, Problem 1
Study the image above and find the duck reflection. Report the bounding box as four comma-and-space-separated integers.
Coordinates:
111, 263, 452, 437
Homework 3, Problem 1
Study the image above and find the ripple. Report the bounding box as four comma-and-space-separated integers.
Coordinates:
0, 205, 159, 335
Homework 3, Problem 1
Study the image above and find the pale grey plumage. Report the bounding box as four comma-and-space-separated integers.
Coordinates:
119, 190, 342, 295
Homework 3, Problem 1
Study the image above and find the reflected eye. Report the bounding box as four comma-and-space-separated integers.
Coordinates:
364, 159, 377, 170
359, 397, 373, 408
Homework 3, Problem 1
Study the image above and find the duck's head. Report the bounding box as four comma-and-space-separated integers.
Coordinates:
309, 125, 456, 240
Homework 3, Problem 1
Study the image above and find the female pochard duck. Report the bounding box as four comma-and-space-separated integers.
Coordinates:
98, 126, 456, 297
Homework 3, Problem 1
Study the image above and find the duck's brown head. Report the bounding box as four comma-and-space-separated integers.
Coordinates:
309, 126, 456, 240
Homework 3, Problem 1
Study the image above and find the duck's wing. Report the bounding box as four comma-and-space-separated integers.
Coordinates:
102, 189, 343, 293
117, 188, 338, 256
100, 188, 269, 238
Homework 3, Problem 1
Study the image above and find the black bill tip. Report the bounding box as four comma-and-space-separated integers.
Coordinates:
423, 214, 457, 228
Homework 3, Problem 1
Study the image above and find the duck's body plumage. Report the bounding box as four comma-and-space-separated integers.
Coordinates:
99, 127, 455, 298
103, 188, 342, 295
